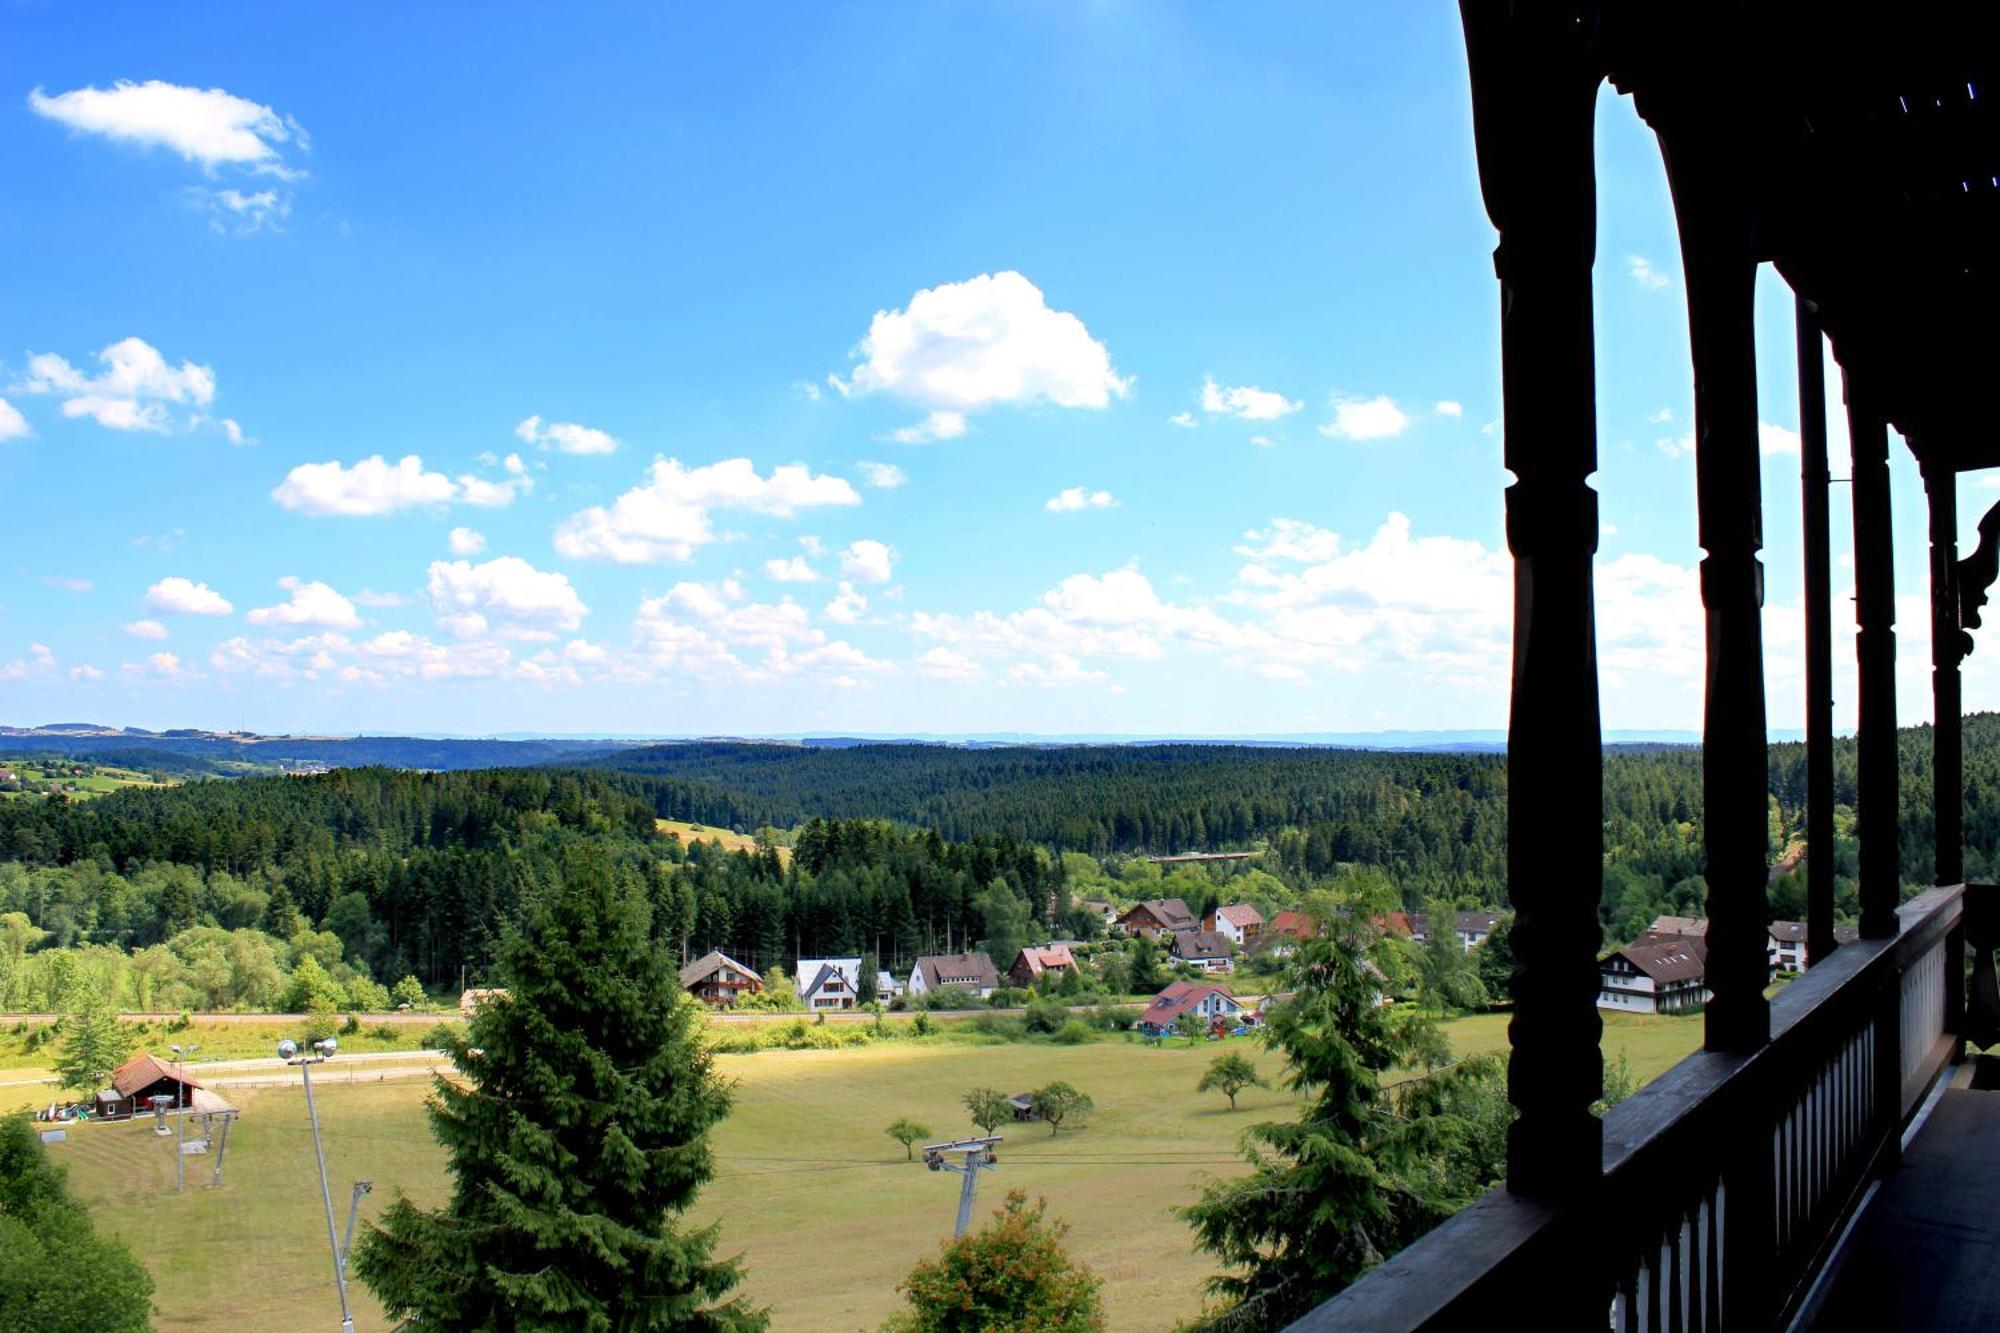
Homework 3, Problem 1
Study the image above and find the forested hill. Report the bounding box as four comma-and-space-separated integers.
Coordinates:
596, 742, 1512, 856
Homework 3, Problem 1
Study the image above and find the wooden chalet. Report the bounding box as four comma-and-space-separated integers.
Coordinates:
1309, 7, 2000, 1330
1115, 897, 1198, 939
1007, 944, 1076, 988
97, 1053, 200, 1120
678, 950, 763, 1007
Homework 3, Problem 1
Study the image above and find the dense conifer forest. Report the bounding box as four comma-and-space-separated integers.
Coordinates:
2, 715, 1997, 1009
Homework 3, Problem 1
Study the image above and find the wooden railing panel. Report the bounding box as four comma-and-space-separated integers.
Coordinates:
1296, 886, 1964, 1333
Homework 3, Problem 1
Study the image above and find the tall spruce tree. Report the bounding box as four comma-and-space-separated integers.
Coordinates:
353, 845, 764, 1331
1179, 928, 1507, 1331
54, 1001, 129, 1094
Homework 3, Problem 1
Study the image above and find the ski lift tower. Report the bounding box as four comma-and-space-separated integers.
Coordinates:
921, 1136, 1001, 1238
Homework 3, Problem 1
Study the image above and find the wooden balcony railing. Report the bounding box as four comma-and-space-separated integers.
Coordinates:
1293, 885, 1975, 1332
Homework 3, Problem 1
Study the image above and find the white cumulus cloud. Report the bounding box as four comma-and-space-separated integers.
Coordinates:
0, 397, 30, 441
144, 577, 233, 616
1201, 377, 1301, 422
831, 271, 1128, 438
888, 411, 968, 444
1435, 400, 1464, 418
448, 527, 487, 556
1628, 255, 1671, 290
555, 457, 861, 564
515, 415, 618, 455
124, 619, 168, 640
825, 582, 867, 624
857, 460, 908, 489
764, 556, 820, 583
246, 577, 361, 630
1045, 486, 1117, 513
15, 337, 217, 433
427, 556, 587, 639
839, 539, 895, 584
271, 454, 458, 516
1318, 395, 1410, 442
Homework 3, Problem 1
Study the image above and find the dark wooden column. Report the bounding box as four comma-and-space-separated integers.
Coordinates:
1849, 396, 1900, 940
1460, 0, 1605, 1200
1657, 129, 1770, 1053
1924, 459, 1965, 887
1797, 302, 1837, 966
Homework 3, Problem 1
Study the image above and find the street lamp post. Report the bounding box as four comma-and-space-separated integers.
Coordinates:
280, 1036, 354, 1333
168, 1043, 200, 1193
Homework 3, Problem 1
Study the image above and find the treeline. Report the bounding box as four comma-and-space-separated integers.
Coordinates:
0, 767, 1062, 1000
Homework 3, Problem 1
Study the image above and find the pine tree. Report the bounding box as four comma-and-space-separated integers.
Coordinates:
353, 845, 764, 1331
54, 1002, 129, 1094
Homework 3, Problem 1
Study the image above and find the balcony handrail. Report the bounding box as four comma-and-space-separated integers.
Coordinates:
1291, 885, 1965, 1332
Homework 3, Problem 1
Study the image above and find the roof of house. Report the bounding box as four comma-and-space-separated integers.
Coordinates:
876, 969, 901, 991
1173, 929, 1232, 960
679, 950, 761, 988
1605, 936, 1709, 985
1649, 915, 1710, 938
1215, 904, 1264, 927
459, 987, 508, 1010
1411, 910, 1501, 937
793, 958, 861, 996
1767, 920, 1862, 944
1013, 944, 1075, 977
1268, 910, 1319, 939
1120, 897, 1197, 931
916, 952, 1001, 991
1374, 911, 1415, 937
1139, 980, 1240, 1026
111, 1053, 199, 1098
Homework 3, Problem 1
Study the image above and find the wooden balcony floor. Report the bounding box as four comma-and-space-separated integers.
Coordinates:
1805, 1065, 2000, 1332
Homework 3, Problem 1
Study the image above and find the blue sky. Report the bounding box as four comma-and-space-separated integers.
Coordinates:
0, 3, 1987, 737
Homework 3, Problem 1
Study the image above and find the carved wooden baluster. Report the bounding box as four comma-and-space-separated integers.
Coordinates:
1798, 302, 1837, 967
1926, 459, 1964, 888
1849, 399, 1899, 942
1459, 0, 1606, 1204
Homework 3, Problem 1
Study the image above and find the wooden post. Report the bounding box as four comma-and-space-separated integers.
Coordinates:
1659, 132, 1770, 1054
1850, 397, 1900, 941
1925, 459, 1964, 887
1798, 302, 1837, 966
1460, 0, 1605, 1202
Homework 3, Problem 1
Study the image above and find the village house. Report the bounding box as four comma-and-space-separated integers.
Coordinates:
1646, 912, 1860, 976
1008, 944, 1077, 989
875, 968, 904, 1002
907, 951, 1001, 1000
96, 1053, 202, 1120
1597, 936, 1711, 1014
794, 957, 864, 1010
1409, 910, 1501, 951
1115, 897, 1198, 939
678, 950, 762, 1007
1259, 909, 1320, 957
1079, 899, 1120, 928
1171, 928, 1234, 973
1137, 980, 1244, 1037
1204, 903, 1263, 947
459, 987, 508, 1014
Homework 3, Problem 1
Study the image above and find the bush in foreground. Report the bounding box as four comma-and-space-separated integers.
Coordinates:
0, 1113, 154, 1331
886, 1190, 1104, 1333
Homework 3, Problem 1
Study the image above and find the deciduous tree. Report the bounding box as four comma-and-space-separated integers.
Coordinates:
1029, 1082, 1093, 1135
1196, 1052, 1268, 1111
963, 1087, 1011, 1136
886, 1117, 931, 1161
887, 1190, 1104, 1333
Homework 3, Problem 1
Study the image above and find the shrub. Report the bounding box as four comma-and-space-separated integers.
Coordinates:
913, 1012, 936, 1037
341, 1013, 362, 1036
1054, 1019, 1094, 1045
987, 987, 1031, 1009
1088, 1004, 1139, 1032
1024, 998, 1068, 1035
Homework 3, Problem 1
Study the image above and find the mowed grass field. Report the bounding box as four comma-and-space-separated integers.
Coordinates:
657, 818, 790, 865
0, 761, 174, 800
47, 1011, 1703, 1332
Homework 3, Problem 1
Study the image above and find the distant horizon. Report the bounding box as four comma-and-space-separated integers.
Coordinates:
2, 717, 1845, 748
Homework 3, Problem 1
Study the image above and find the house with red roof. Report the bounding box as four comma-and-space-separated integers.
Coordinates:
1008, 944, 1077, 989
1137, 980, 1244, 1036
1204, 903, 1264, 947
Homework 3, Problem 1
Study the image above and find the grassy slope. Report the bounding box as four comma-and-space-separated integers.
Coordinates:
657, 818, 790, 866
50, 1012, 1702, 1332
0, 762, 174, 800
